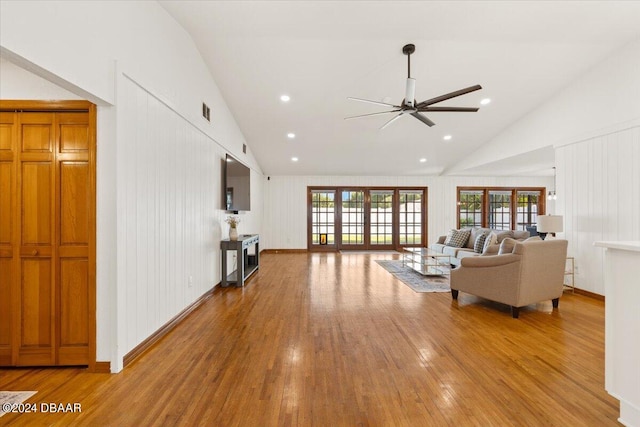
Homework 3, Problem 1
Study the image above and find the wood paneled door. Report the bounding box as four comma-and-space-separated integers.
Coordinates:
0, 101, 96, 368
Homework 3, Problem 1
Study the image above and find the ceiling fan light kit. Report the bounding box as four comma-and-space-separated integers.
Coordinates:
346, 43, 482, 129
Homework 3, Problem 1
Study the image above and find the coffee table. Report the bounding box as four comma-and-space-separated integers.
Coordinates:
402, 247, 451, 276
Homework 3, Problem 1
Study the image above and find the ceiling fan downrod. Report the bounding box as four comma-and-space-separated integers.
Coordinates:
403, 44, 416, 107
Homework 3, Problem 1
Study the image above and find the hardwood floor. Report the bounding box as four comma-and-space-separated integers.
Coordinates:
0, 252, 620, 426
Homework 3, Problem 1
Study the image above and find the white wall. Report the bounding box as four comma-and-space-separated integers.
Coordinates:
0, 56, 82, 99
556, 127, 640, 295
450, 38, 640, 173
263, 175, 552, 250
1, 1, 264, 371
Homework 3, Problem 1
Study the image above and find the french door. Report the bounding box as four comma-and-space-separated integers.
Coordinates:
308, 187, 427, 251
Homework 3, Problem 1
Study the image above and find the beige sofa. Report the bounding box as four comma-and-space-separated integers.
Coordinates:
450, 239, 568, 318
430, 227, 530, 266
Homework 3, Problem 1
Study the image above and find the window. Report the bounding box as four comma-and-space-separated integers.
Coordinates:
457, 187, 545, 230
458, 190, 483, 228
516, 191, 540, 231
488, 191, 511, 230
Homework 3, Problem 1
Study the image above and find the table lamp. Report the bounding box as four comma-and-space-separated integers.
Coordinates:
537, 215, 563, 240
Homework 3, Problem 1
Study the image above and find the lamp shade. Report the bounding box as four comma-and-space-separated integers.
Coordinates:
537, 215, 563, 233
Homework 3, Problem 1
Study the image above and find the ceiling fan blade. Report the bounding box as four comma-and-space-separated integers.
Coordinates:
344, 110, 401, 120
380, 112, 405, 130
404, 78, 416, 107
347, 97, 399, 108
416, 85, 482, 108
418, 106, 479, 112
410, 112, 436, 127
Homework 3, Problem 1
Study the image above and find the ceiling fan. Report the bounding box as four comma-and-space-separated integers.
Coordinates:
346, 44, 482, 129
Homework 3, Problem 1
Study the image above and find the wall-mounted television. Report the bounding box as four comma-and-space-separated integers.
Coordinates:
224, 153, 251, 212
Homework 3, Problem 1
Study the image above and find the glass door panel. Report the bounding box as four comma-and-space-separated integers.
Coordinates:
399, 190, 423, 246
311, 190, 336, 249
341, 190, 365, 247
370, 190, 394, 248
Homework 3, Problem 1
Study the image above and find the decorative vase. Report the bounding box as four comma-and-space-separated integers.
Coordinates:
229, 226, 238, 241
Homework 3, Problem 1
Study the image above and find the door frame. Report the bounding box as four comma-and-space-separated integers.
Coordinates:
0, 100, 96, 370
307, 186, 428, 252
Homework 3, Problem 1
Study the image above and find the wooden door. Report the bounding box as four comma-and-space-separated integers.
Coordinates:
0, 101, 95, 367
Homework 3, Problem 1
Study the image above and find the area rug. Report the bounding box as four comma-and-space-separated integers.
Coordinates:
0, 391, 38, 417
340, 250, 400, 254
375, 260, 450, 293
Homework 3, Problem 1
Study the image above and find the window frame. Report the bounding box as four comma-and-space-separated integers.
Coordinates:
456, 187, 546, 230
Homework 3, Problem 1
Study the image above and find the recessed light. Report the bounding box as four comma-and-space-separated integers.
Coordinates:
443, 135, 452, 141
480, 98, 491, 105
291, 157, 299, 162
287, 133, 296, 139
419, 158, 427, 163
280, 95, 290, 102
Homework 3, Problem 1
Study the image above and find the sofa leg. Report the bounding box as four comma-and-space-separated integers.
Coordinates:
451, 289, 459, 300
511, 306, 520, 318
552, 298, 559, 308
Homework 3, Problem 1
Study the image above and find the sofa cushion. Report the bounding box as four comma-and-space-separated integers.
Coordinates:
465, 227, 489, 249
498, 237, 518, 255
495, 230, 515, 243
444, 229, 471, 248
442, 246, 460, 257
524, 236, 542, 242
430, 243, 446, 253
473, 232, 489, 253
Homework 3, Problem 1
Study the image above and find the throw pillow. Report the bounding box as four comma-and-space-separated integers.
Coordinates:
473, 232, 489, 253
495, 230, 515, 243
482, 231, 498, 254
498, 237, 518, 255
444, 229, 471, 248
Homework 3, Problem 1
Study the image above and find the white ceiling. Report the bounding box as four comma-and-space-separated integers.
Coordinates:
159, 1, 640, 177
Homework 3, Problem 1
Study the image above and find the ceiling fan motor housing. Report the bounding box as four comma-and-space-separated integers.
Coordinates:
404, 78, 416, 107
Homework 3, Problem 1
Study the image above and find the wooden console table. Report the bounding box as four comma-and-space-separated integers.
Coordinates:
221, 234, 259, 287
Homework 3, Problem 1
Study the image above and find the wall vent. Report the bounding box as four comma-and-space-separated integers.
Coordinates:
202, 102, 211, 122
242, 144, 247, 154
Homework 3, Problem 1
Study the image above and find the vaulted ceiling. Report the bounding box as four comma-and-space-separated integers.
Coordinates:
160, 1, 640, 176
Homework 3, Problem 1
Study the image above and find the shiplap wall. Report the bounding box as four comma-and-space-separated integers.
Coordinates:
116, 75, 263, 361
556, 126, 640, 295
263, 175, 552, 250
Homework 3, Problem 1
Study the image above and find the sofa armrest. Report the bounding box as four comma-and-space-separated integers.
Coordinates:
459, 253, 520, 268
